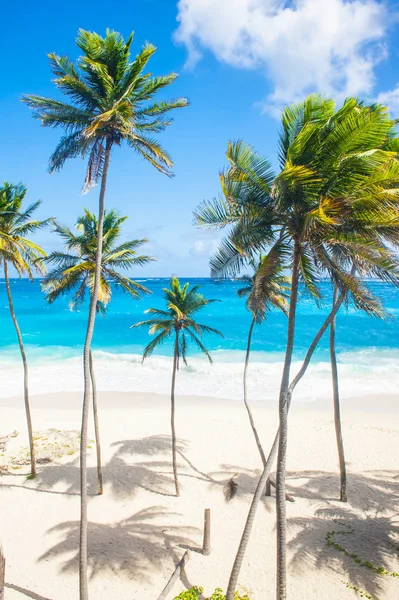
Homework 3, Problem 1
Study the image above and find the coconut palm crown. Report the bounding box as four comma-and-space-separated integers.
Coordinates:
195, 96, 399, 312
238, 245, 290, 323
42, 209, 153, 309
0, 182, 49, 275
131, 276, 223, 363
22, 29, 189, 189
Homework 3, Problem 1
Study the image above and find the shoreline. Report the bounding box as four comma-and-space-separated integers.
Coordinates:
1, 389, 398, 413
1, 344, 399, 403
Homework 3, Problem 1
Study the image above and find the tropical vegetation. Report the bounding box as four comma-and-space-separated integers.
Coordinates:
195, 95, 399, 599
174, 587, 251, 600
42, 208, 153, 493
0, 21, 398, 600
237, 251, 288, 467
0, 182, 50, 477
23, 27, 188, 600
131, 276, 223, 496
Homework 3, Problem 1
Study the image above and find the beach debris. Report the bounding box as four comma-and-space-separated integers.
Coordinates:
224, 473, 239, 502
2, 428, 93, 470
0, 431, 19, 473
0, 430, 18, 450
223, 472, 295, 502
157, 550, 190, 600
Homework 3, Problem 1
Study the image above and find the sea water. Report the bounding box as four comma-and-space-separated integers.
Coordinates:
1, 278, 399, 402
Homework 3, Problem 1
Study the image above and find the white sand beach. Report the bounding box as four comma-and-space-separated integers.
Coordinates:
1, 391, 398, 600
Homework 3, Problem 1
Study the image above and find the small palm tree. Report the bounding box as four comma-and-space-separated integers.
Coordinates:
237, 247, 289, 467
0, 182, 50, 477
131, 277, 223, 496
23, 29, 188, 599
42, 208, 153, 494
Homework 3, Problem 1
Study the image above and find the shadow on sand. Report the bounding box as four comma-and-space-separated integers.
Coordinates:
39, 506, 199, 587
4, 583, 53, 600
287, 469, 399, 600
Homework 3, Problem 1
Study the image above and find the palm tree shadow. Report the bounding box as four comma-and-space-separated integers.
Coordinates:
288, 468, 399, 512
110, 434, 189, 457
109, 434, 191, 498
39, 506, 200, 585
2, 435, 193, 499
4, 583, 53, 600
287, 470, 399, 600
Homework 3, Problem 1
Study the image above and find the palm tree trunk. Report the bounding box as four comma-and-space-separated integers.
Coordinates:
244, 316, 266, 465
89, 351, 102, 496
4, 261, 36, 478
330, 285, 347, 502
171, 332, 180, 496
79, 139, 112, 600
225, 288, 345, 600
276, 240, 300, 600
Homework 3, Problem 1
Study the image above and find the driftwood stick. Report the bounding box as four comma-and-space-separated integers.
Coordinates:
202, 508, 211, 555
157, 550, 190, 600
0, 544, 5, 600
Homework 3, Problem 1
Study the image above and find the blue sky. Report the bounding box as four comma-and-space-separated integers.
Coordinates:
1, 0, 399, 276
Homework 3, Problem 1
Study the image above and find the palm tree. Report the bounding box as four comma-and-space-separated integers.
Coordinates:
329, 285, 348, 501
195, 95, 399, 599
42, 208, 153, 494
131, 277, 223, 496
0, 182, 50, 477
237, 249, 289, 467
327, 257, 389, 504
23, 29, 188, 599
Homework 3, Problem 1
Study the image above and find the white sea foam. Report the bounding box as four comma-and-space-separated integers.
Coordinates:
0, 346, 398, 402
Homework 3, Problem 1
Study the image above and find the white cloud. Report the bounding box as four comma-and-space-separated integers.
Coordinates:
190, 239, 220, 256
377, 84, 399, 117
175, 0, 389, 112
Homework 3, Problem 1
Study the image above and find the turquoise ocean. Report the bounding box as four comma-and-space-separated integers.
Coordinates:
1, 278, 399, 402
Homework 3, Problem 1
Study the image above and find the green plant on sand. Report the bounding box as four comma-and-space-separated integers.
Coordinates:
174, 587, 251, 600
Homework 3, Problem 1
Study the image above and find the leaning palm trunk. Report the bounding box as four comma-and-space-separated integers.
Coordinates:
330, 286, 347, 502
276, 242, 300, 600
89, 351, 102, 495
243, 316, 267, 465
171, 333, 180, 496
3, 261, 36, 477
79, 140, 112, 600
225, 290, 345, 600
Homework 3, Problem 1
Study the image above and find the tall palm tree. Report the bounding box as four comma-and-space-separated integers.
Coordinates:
23, 29, 188, 599
131, 277, 223, 496
42, 208, 153, 494
327, 257, 389, 503
237, 248, 289, 467
329, 285, 348, 501
195, 95, 399, 599
0, 182, 50, 477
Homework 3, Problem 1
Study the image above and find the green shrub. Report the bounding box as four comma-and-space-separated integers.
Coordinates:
174, 587, 251, 600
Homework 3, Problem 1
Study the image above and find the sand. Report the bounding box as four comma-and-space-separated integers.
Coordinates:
0, 391, 398, 600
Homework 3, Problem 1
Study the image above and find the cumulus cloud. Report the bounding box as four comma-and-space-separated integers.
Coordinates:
377, 84, 399, 117
175, 0, 389, 112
